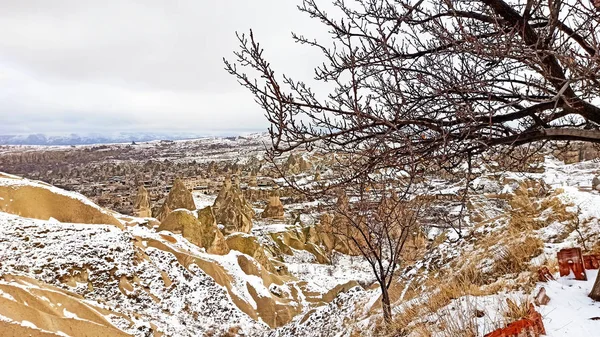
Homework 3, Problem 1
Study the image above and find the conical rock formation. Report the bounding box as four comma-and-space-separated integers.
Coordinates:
197, 206, 230, 255
158, 207, 229, 255
261, 190, 285, 219
284, 153, 311, 175
331, 190, 351, 231
213, 177, 254, 234
314, 192, 360, 256
155, 178, 196, 222
133, 185, 152, 218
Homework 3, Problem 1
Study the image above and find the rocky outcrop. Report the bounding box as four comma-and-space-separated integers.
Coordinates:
244, 188, 270, 203
593, 176, 600, 191
0, 209, 267, 336
0, 174, 122, 228
155, 178, 196, 222
197, 206, 230, 255
331, 191, 351, 234
226, 234, 276, 273
284, 153, 311, 175
158, 208, 229, 255
268, 226, 330, 264
133, 185, 152, 218
213, 178, 254, 234
261, 190, 285, 219
0, 275, 132, 337
314, 192, 361, 256
158, 209, 202, 242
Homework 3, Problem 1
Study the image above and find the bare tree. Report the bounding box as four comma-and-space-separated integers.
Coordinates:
226, 0, 600, 174
227, 0, 600, 304
321, 177, 425, 324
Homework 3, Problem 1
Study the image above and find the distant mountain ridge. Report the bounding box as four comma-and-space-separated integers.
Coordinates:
0, 132, 260, 145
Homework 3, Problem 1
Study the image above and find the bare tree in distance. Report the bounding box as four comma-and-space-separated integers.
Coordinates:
321, 176, 425, 324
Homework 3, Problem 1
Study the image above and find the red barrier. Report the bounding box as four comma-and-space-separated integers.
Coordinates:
558, 248, 587, 281
583, 254, 600, 270
484, 304, 545, 337
537, 267, 554, 282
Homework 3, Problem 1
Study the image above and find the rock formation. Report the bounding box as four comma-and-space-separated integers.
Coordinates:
226, 233, 275, 273
133, 185, 152, 218
155, 178, 196, 222
213, 177, 254, 234
197, 206, 230, 255
0, 174, 123, 228
331, 190, 351, 231
284, 153, 311, 175
593, 175, 600, 191
158, 208, 229, 255
267, 226, 330, 264
313, 192, 361, 256
261, 190, 285, 219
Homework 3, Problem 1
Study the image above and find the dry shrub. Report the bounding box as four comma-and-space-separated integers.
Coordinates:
388, 242, 540, 336
388, 303, 421, 336
501, 297, 532, 323
386, 182, 550, 336
388, 265, 490, 336
390, 294, 482, 337
543, 257, 559, 274
436, 313, 478, 337
492, 236, 543, 277
508, 180, 574, 231
469, 230, 543, 291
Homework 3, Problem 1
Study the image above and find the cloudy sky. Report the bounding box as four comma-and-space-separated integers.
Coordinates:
0, 0, 326, 136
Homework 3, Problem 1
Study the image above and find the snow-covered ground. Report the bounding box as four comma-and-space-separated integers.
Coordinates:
542, 270, 600, 336
192, 192, 216, 209
3, 153, 600, 336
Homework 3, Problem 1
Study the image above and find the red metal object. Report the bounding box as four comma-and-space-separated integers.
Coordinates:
534, 287, 550, 306
583, 254, 600, 270
484, 304, 546, 337
558, 248, 587, 281
537, 266, 555, 282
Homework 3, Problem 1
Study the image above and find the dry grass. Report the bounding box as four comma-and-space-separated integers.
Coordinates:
508, 180, 574, 231
491, 236, 543, 277
387, 265, 491, 336
390, 291, 483, 337
382, 180, 558, 336
387, 230, 543, 335
502, 297, 532, 323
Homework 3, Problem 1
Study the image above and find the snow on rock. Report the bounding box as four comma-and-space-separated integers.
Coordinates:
0, 173, 123, 227
269, 286, 370, 337
0, 212, 267, 336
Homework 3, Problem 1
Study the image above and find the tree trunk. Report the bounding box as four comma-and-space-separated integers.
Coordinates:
590, 271, 600, 301
381, 284, 393, 324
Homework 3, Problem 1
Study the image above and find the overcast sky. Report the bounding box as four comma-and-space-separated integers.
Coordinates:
0, 0, 326, 135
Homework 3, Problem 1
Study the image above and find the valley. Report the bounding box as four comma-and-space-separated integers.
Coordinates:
1, 136, 600, 336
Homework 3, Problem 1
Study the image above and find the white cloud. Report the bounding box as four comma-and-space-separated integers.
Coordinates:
0, 0, 328, 135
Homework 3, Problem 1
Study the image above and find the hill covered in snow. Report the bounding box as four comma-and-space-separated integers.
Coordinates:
1, 147, 600, 336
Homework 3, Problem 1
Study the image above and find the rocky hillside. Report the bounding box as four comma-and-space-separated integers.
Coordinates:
2, 152, 600, 336
0, 171, 372, 337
